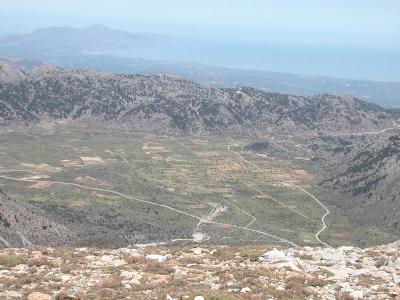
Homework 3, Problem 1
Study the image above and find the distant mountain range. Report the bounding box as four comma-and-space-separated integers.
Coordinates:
0, 63, 398, 135
36, 54, 400, 109
0, 25, 168, 55
0, 25, 399, 108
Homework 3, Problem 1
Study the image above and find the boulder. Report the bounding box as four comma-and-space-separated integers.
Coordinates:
146, 254, 172, 262
261, 249, 286, 261
27, 292, 52, 300
393, 258, 400, 270
192, 248, 203, 255
327, 266, 354, 280
349, 290, 364, 299
260, 249, 301, 271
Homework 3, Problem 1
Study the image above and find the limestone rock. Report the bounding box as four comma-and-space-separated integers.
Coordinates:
27, 292, 52, 300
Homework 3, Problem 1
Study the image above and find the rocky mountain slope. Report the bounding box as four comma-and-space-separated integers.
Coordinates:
0, 190, 75, 248
0, 56, 44, 73
0, 244, 399, 299
3, 52, 400, 108
242, 131, 400, 240
0, 189, 190, 249
321, 134, 400, 231
0, 64, 397, 135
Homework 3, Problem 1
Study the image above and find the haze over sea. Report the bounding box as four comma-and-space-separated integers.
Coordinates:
1, 0, 399, 82
109, 38, 400, 82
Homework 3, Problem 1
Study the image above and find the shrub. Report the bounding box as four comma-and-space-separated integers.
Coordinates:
0, 254, 26, 267
60, 262, 73, 273
145, 260, 174, 275
27, 256, 54, 267
98, 275, 123, 289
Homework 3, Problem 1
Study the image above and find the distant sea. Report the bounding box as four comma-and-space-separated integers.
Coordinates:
109, 39, 400, 82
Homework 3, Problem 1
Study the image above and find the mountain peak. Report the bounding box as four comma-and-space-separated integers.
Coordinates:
87, 24, 109, 30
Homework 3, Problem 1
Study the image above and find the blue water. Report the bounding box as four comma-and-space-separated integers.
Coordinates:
109, 39, 400, 82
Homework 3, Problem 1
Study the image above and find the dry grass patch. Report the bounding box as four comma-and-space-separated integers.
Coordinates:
122, 253, 144, 265
213, 247, 237, 260
2, 273, 37, 288
0, 254, 26, 267
286, 273, 323, 285
141, 246, 165, 255
232, 266, 273, 281
177, 255, 204, 265
357, 274, 386, 287
306, 275, 328, 287
364, 250, 380, 258
131, 281, 159, 292
335, 291, 356, 300
60, 262, 73, 274
28, 256, 54, 268
203, 294, 244, 300
96, 288, 116, 299
283, 273, 326, 297
55, 290, 86, 300
29, 246, 51, 255
144, 260, 174, 275
97, 275, 123, 289
53, 246, 74, 256
236, 245, 271, 261
123, 253, 174, 275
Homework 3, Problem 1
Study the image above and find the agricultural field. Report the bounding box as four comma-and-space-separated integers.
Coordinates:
0, 124, 391, 248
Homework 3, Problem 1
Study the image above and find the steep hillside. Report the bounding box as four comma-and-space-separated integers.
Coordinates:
0, 190, 74, 247
321, 134, 400, 230
0, 188, 192, 249
0, 63, 27, 84
0, 65, 397, 134
0, 56, 44, 72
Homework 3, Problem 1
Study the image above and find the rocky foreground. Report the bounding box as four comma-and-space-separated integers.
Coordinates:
0, 244, 399, 300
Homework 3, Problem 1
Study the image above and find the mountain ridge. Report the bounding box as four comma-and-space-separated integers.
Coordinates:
0, 64, 397, 135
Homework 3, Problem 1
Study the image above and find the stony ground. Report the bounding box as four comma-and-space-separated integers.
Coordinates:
0, 243, 399, 300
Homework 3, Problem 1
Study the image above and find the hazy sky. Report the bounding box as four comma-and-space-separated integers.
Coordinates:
1, 0, 400, 49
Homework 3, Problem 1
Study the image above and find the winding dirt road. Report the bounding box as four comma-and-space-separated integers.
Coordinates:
228, 145, 331, 247
0, 174, 299, 247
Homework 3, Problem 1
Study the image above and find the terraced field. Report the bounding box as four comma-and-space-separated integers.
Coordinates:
0, 124, 362, 247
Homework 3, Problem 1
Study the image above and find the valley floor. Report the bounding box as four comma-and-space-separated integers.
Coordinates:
0, 124, 398, 249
